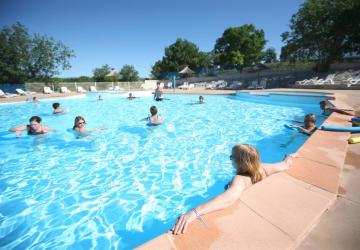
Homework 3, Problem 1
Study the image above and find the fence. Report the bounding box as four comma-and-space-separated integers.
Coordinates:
25, 81, 145, 92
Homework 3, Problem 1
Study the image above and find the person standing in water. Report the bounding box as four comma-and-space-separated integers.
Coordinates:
154, 82, 164, 101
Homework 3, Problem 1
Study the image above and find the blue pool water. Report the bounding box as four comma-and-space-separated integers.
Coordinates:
0, 93, 326, 249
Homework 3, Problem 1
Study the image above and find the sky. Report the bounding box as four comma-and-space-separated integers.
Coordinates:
0, 0, 304, 78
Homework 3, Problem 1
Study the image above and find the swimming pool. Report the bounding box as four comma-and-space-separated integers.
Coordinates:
0, 93, 326, 249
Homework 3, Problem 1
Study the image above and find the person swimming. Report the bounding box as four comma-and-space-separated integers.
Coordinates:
154, 82, 164, 101
290, 113, 317, 135
171, 144, 295, 235
199, 96, 204, 104
128, 92, 136, 100
320, 100, 354, 116
52, 102, 63, 114
9, 116, 53, 136
142, 106, 163, 125
98, 95, 103, 101
72, 116, 105, 133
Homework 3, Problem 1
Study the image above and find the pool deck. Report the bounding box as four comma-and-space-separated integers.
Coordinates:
0, 92, 83, 104
137, 89, 360, 250
1, 88, 359, 249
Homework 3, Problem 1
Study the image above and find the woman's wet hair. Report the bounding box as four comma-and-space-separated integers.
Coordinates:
150, 106, 158, 115
29, 116, 41, 123
231, 144, 262, 184
52, 103, 60, 109
73, 116, 86, 129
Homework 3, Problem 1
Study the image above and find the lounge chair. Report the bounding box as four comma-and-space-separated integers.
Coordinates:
43, 87, 54, 94
166, 82, 172, 88
60, 86, 71, 93
257, 80, 267, 89
77, 86, 87, 93
178, 82, 189, 89
0, 89, 18, 98
315, 74, 335, 85
296, 77, 318, 85
113, 86, 124, 91
347, 76, 360, 86
90, 86, 97, 92
16, 88, 28, 95
247, 81, 257, 89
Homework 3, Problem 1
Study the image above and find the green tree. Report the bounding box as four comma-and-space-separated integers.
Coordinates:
214, 24, 266, 69
151, 38, 209, 79
93, 64, 111, 81
119, 64, 139, 81
0, 22, 74, 83
263, 48, 277, 63
280, 0, 360, 71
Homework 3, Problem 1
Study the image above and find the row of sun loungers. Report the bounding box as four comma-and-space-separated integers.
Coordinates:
296, 72, 360, 86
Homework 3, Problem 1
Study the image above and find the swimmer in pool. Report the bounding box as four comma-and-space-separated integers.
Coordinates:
128, 92, 136, 100
289, 113, 317, 135
319, 100, 354, 116
9, 116, 53, 136
52, 102, 64, 114
141, 106, 163, 124
72, 116, 105, 133
154, 82, 164, 101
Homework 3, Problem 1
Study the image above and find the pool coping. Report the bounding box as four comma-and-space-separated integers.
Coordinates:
135, 91, 353, 250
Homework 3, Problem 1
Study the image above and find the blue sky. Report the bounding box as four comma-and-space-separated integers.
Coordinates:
0, 0, 304, 78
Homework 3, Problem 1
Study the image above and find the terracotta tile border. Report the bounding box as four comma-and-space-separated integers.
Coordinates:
136, 91, 351, 250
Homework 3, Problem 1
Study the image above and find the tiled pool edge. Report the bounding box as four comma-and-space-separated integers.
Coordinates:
136, 94, 352, 250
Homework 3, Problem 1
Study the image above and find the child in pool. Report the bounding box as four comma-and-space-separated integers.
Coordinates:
290, 113, 317, 135
141, 106, 163, 124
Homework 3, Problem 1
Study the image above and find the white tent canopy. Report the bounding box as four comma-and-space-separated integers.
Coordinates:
179, 66, 195, 74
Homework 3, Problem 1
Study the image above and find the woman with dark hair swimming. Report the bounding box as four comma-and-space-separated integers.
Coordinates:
9, 116, 54, 136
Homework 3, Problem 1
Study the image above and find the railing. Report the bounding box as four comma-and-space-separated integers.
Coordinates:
25, 81, 145, 92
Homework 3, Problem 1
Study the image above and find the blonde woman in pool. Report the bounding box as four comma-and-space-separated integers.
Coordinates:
172, 143, 295, 235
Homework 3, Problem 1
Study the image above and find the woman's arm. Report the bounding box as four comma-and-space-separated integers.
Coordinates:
261, 154, 295, 176
331, 107, 354, 116
290, 125, 312, 135
172, 175, 247, 235
9, 125, 27, 136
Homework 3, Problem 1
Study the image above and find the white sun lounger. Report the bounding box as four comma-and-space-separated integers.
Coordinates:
90, 86, 97, 92
315, 74, 335, 85
0, 89, 18, 98
60, 86, 71, 93
77, 86, 87, 93
43, 87, 54, 94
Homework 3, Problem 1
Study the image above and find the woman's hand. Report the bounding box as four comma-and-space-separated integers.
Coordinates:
171, 210, 197, 235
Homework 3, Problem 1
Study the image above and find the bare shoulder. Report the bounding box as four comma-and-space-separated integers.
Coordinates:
232, 175, 252, 188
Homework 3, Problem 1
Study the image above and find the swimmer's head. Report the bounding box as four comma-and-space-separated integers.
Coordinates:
319, 100, 330, 110
199, 96, 204, 103
150, 106, 158, 116
52, 103, 60, 109
304, 113, 316, 126
129, 93, 133, 97
29, 116, 41, 123
29, 116, 42, 129
74, 116, 86, 129
230, 144, 262, 184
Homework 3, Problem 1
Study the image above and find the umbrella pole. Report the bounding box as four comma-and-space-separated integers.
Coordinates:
172, 75, 176, 93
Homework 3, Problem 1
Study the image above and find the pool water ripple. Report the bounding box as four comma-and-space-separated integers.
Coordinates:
0, 93, 326, 249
